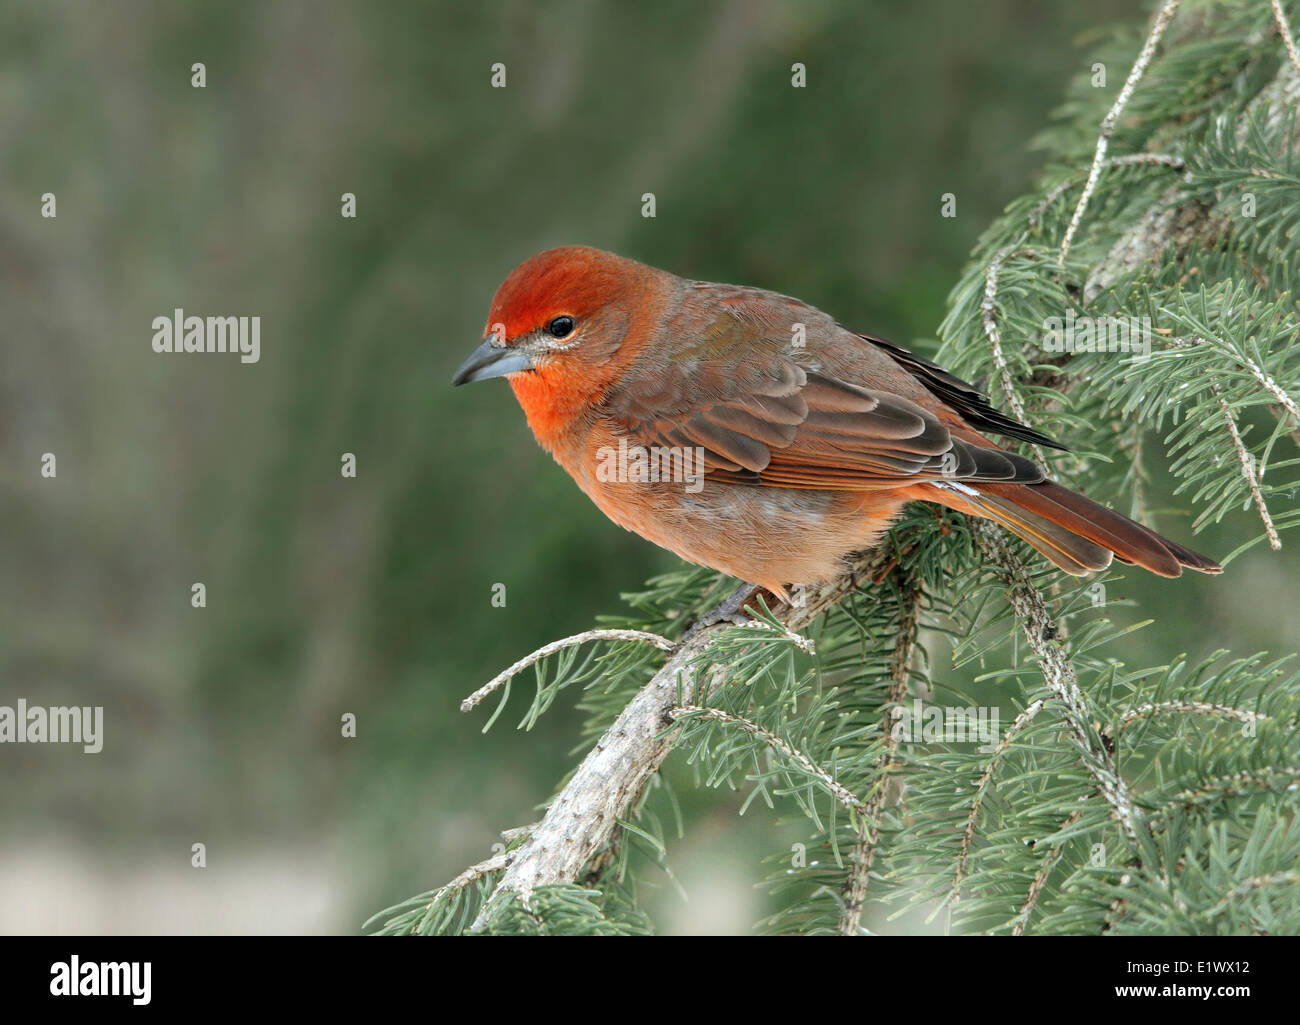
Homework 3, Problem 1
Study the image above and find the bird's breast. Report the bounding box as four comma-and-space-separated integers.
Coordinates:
561, 424, 903, 591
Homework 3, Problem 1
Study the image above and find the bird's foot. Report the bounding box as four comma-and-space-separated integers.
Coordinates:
683, 582, 764, 640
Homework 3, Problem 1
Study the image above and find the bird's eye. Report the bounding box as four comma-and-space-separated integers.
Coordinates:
546, 316, 576, 339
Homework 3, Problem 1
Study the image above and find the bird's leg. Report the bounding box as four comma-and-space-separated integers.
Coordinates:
683, 581, 763, 639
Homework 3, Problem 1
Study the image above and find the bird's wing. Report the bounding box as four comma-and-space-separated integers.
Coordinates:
603, 309, 1052, 490
857, 331, 1066, 451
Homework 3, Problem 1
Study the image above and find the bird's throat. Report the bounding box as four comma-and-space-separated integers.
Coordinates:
508, 367, 594, 459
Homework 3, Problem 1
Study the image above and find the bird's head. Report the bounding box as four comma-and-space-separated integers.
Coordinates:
453, 245, 669, 441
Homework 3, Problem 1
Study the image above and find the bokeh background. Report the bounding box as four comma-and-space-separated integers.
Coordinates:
7, 0, 1279, 935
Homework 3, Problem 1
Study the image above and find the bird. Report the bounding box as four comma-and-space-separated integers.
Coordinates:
452, 245, 1221, 602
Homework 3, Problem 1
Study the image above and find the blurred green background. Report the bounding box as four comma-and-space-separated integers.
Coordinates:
7, 0, 1278, 935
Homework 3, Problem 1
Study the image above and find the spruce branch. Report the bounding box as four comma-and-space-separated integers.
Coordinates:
983, 246, 1046, 430
1169, 335, 1300, 424
1028, 154, 1185, 229
970, 521, 1145, 849
1105, 699, 1267, 736
1084, 55, 1299, 303
467, 548, 897, 929
839, 562, 923, 935
1208, 870, 1300, 918
1157, 767, 1300, 817
667, 705, 872, 817
417, 852, 509, 917
1059, 0, 1183, 269
459, 628, 675, 713
1209, 378, 1282, 547
1012, 808, 1085, 936
951, 697, 1047, 905
1165, 332, 1300, 460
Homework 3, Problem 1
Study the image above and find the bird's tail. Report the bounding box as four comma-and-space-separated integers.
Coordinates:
929, 479, 1222, 578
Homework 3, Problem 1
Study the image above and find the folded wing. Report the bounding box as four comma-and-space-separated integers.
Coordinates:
604, 315, 1046, 491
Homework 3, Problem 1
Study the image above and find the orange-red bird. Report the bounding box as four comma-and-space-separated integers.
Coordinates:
453, 246, 1221, 600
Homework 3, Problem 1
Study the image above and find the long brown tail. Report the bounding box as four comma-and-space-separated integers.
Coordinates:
930, 479, 1222, 578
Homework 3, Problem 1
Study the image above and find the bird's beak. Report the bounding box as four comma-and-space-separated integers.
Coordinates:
451, 338, 535, 386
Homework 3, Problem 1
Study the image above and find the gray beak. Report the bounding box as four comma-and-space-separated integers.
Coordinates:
451, 338, 535, 386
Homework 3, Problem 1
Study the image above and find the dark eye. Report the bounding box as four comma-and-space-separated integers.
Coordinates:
546, 316, 575, 339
